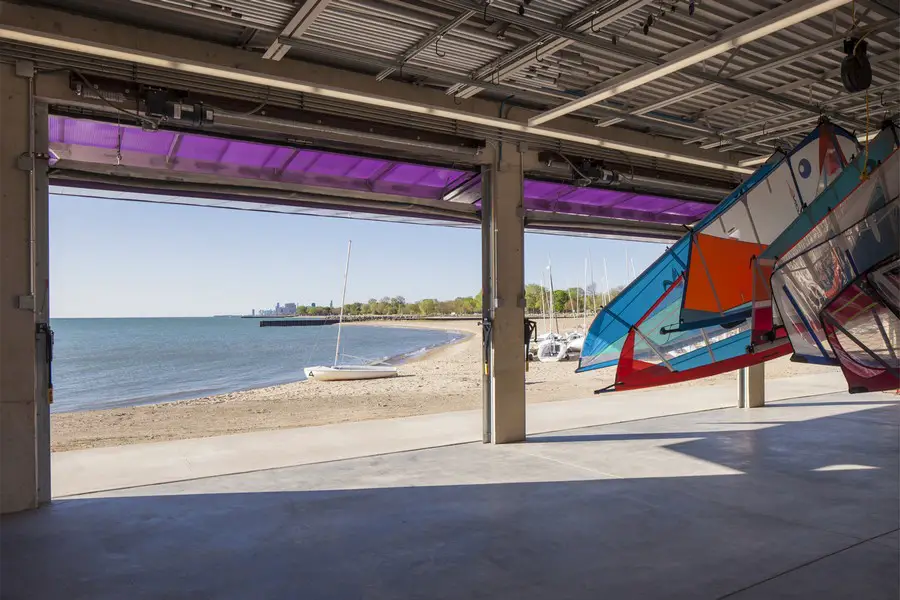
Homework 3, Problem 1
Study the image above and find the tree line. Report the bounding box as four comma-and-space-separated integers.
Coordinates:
524, 283, 623, 314
290, 284, 624, 317
293, 293, 483, 317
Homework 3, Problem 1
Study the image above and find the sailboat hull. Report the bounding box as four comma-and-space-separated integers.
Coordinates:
304, 365, 399, 381
537, 339, 569, 362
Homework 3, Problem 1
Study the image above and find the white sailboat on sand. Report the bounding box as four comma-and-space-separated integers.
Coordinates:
304, 241, 399, 382
537, 257, 569, 362
565, 257, 592, 355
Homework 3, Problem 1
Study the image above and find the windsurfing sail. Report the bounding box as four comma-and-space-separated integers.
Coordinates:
578, 121, 854, 375
820, 257, 899, 393
677, 121, 859, 331
770, 148, 899, 370
602, 275, 790, 392
578, 149, 788, 373
750, 124, 900, 349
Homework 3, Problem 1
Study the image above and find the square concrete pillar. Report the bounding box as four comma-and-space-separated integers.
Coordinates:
746, 362, 766, 408
0, 63, 50, 513
485, 144, 526, 444
738, 363, 766, 408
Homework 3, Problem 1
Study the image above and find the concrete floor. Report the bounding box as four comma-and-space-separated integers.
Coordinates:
52, 371, 850, 497
3, 391, 898, 599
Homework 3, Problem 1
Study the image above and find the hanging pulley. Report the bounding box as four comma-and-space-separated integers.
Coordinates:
841, 38, 872, 93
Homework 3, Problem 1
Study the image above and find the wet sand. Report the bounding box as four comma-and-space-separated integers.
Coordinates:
51, 318, 837, 451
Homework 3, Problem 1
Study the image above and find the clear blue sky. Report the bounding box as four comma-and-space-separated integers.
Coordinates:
50, 195, 667, 317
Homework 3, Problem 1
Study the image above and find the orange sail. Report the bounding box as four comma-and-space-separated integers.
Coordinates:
678, 121, 859, 331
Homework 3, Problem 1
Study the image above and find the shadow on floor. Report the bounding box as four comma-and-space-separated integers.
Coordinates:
766, 400, 900, 408
2, 403, 898, 600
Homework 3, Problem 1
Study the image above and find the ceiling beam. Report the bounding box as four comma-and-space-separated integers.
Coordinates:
528, 0, 852, 126
697, 47, 900, 122
448, 0, 657, 100
855, 0, 899, 17
4, 3, 754, 175
714, 83, 899, 160
432, 0, 862, 128
681, 52, 900, 150
263, 0, 336, 61
682, 82, 896, 146
375, 9, 477, 81
595, 17, 899, 129
272, 35, 774, 150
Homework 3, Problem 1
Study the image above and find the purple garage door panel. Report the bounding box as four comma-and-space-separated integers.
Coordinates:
49, 116, 717, 222
521, 180, 711, 225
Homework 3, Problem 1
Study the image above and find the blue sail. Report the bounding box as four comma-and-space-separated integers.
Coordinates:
578, 121, 859, 374
676, 122, 859, 332
577, 155, 782, 372
762, 124, 899, 263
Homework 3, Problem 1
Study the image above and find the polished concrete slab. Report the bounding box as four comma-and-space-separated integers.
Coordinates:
3, 392, 897, 599
52, 371, 849, 497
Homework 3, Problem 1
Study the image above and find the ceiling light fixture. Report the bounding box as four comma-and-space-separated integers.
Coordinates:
737, 155, 771, 168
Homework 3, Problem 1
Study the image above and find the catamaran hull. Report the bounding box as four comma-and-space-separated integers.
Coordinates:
566, 336, 585, 352
304, 366, 398, 381
537, 339, 569, 362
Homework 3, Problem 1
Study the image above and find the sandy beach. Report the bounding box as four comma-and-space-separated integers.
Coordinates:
51, 318, 837, 451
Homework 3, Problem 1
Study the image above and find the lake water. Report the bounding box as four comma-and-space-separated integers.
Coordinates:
50, 317, 462, 413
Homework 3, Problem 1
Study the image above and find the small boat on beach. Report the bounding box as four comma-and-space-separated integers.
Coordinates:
534, 258, 570, 362
304, 365, 398, 381
304, 240, 399, 382
537, 337, 569, 362
566, 332, 584, 353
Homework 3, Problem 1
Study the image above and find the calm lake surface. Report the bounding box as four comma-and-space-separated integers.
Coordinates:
50, 317, 461, 412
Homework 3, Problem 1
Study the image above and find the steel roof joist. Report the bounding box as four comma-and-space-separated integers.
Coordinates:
3, 3, 754, 176
528, 0, 853, 126
263, 0, 337, 60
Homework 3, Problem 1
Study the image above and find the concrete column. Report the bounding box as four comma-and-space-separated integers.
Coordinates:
746, 362, 765, 408
487, 143, 526, 444
737, 363, 766, 408
0, 63, 49, 513
34, 101, 52, 504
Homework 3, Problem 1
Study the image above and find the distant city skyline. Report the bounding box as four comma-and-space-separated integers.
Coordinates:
50, 195, 667, 318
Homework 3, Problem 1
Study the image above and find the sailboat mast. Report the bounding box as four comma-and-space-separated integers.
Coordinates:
334, 240, 352, 367
573, 271, 579, 320
539, 273, 547, 336
583, 257, 588, 331
624, 248, 630, 286
589, 251, 597, 312
603, 257, 611, 305
547, 257, 557, 335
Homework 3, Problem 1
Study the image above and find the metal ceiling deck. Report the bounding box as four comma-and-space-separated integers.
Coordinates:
24, 0, 899, 162
6, 0, 898, 240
